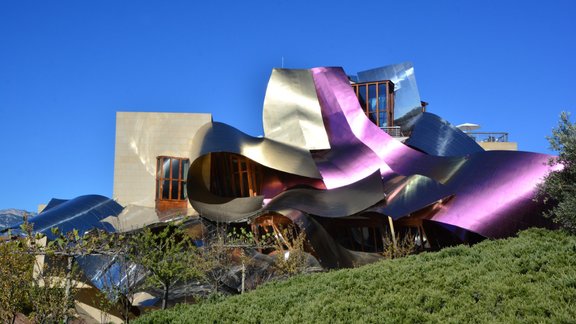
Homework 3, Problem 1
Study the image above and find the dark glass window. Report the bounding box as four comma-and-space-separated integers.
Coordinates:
156, 156, 190, 201
210, 152, 263, 198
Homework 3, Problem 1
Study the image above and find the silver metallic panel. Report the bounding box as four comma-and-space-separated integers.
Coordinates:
189, 122, 322, 179
263, 69, 330, 150
264, 171, 384, 218
404, 112, 484, 157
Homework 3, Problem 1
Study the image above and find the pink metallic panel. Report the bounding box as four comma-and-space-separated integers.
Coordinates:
309, 67, 556, 238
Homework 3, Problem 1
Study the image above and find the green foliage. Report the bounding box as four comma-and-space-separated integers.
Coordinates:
272, 226, 308, 277
538, 111, 576, 233
135, 228, 576, 323
0, 216, 90, 322
0, 240, 34, 322
27, 262, 73, 323
127, 224, 207, 310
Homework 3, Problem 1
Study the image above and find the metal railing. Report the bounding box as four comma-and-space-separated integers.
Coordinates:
465, 132, 509, 143
381, 126, 403, 137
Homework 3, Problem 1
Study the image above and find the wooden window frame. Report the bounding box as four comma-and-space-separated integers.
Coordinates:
210, 152, 263, 198
351, 80, 395, 128
156, 156, 190, 202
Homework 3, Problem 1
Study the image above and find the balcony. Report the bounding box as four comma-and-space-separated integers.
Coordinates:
465, 132, 509, 143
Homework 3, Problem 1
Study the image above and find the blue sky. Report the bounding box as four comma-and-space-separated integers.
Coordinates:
1, 1, 575, 211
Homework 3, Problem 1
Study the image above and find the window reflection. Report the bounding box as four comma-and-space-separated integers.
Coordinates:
351, 80, 394, 129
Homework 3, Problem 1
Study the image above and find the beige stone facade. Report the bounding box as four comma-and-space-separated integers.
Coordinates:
478, 141, 518, 151
112, 112, 212, 209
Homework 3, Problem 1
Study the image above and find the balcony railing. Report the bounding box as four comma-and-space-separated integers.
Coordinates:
465, 132, 509, 143
381, 126, 403, 137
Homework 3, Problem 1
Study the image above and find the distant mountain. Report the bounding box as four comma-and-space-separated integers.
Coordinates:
0, 209, 37, 231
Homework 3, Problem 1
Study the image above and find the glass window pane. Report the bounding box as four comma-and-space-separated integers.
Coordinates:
156, 158, 162, 178
368, 84, 377, 113
171, 158, 180, 179
156, 179, 160, 199
358, 85, 367, 110
163, 158, 171, 179
180, 182, 187, 200
242, 172, 249, 197
379, 111, 387, 127
378, 83, 387, 110
171, 180, 179, 200
162, 180, 170, 199
182, 159, 190, 180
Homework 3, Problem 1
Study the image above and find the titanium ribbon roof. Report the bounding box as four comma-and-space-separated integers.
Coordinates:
7, 195, 122, 239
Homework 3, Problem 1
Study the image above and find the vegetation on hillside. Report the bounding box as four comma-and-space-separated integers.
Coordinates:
135, 228, 576, 323
538, 111, 576, 233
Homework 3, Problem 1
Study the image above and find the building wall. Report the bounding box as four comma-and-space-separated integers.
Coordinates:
478, 141, 518, 151
113, 112, 212, 208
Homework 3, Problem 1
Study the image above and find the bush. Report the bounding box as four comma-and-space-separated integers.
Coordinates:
135, 228, 576, 323
538, 111, 576, 233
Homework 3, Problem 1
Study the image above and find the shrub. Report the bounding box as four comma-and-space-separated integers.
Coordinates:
135, 228, 576, 323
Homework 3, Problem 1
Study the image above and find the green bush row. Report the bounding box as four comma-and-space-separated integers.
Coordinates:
136, 228, 576, 323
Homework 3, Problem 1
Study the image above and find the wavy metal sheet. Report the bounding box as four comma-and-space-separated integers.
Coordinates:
310, 67, 468, 186
8, 195, 122, 239
428, 150, 554, 238
187, 121, 324, 223
269, 209, 383, 269
376, 174, 454, 220
187, 155, 264, 223
404, 112, 484, 156
190, 122, 321, 179
264, 171, 384, 218
188, 64, 556, 246
263, 69, 330, 150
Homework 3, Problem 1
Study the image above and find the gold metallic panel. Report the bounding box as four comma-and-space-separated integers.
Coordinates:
263, 69, 331, 151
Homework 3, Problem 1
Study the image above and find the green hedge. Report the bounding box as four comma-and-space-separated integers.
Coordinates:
136, 229, 576, 323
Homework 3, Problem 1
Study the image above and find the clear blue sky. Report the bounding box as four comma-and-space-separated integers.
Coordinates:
1, 1, 575, 211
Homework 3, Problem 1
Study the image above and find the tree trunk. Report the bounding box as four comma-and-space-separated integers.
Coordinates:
63, 255, 74, 323
162, 284, 169, 310
241, 261, 246, 294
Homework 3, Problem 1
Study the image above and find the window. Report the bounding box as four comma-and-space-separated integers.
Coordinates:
156, 156, 190, 201
210, 152, 263, 198
351, 80, 395, 128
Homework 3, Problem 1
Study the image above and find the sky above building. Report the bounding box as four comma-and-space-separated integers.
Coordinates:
1, 0, 575, 211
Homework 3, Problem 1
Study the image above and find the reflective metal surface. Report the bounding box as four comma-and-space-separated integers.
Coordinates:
404, 112, 484, 157
264, 171, 384, 218
189, 121, 322, 179
267, 209, 383, 268
310, 67, 468, 185
263, 69, 330, 150
188, 65, 557, 244
8, 195, 122, 239
356, 62, 423, 130
376, 174, 453, 220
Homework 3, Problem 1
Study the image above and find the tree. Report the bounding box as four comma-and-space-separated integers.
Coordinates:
538, 111, 576, 233
92, 252, 145, 323
0, 240, 34, 323
126, 224, 207, 310
272, 225, 309, 277
202, 225, 271, 295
